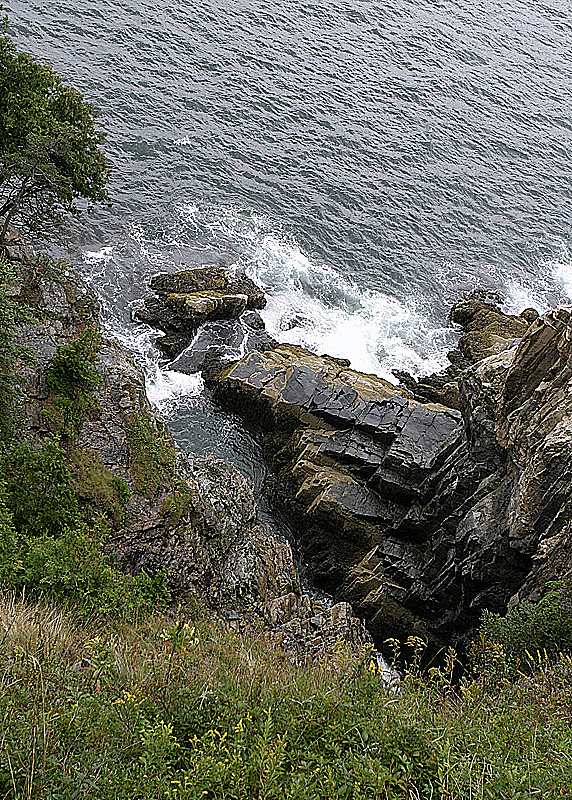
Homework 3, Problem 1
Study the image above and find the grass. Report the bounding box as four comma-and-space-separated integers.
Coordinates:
0, 594, 570, 799
70, 448, 132, 528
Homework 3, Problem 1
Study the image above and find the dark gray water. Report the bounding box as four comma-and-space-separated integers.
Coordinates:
5, 0, 572, 476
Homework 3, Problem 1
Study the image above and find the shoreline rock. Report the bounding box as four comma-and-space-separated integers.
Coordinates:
196, 294, 571, 656
135, 267, 572, 659
136, 267, 270, 359
392, 294, 538, 410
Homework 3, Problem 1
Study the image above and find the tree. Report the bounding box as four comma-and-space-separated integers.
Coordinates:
0, 10, 109, 245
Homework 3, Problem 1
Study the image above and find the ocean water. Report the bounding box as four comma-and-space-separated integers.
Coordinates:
5, 0, 572, 479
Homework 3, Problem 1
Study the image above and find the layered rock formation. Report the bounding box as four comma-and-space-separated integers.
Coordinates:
136, 267, 272, 359
134, 266, 568, 656
6, 245, 366, 659
393, 296, 536, 409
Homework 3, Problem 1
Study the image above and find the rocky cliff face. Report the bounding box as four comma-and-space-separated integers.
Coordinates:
141, 267, 571, 656
5, 243, 366, 660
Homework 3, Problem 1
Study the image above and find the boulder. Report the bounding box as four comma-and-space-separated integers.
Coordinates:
449, 297, 530, 364
137, 267, 267, 357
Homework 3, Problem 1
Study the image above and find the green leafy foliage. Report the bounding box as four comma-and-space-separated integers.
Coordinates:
3, 437, 78, 538
479, 582, 572, 670
11, 523, 168, 616
45, 326, 102, 436
0, 256, 34, 444
0, 438, 168, 616
127, 408, 176, 498
0, 11, 108, 244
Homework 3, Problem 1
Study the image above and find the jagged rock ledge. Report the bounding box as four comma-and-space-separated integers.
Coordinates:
136, 266, 275, 360
139, 266, 572, 657
5, 242, 367, 661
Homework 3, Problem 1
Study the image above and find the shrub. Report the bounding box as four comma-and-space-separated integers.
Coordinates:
3, 437, 78, 538
0, 438, 168, 616
11, 523, 169, 617
479, 582, 572, 670
45, 326, 102, 436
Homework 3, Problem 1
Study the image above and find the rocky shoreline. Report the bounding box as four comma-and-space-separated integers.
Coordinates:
7, 234, 571, 662
4, 239, 367, 661
140, 266, 572, 657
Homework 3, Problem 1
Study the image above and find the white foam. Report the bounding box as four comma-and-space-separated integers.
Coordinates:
549, 249, 572, 302
97, 315, 203, 415
83, 246, 114, 263
177, 206, 457, 378
242, 232, 453, 380
145, 365, 203, 412
171, 205, 458, 379
503, 281, 550, 319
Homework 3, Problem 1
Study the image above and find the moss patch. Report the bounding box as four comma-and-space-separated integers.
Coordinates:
70, 449, 131, 527
126, 407, 176, 499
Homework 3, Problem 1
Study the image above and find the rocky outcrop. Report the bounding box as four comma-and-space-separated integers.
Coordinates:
7, 247, 366, 659
198, 306, 572, 656
203, 345, 484, 652
393, 295, 537, 410
136, 267, 270, 359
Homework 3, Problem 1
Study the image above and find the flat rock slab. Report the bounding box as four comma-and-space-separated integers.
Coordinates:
215, 345, 462, 456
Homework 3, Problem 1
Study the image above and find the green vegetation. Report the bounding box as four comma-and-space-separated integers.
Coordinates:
3, 437, 79, 538
161, 479, 196, 528
71, 448, 132, 527
0, 255, 34, 440
0, 596, 570, 799
127, 407, 176, 498
479, 581, 572, 673
45, 326, 102, 436
0, 10, 108, 245
0, 438, 167, 617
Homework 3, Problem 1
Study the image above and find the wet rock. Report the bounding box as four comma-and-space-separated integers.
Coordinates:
168, 315, 278, 375
205, 306, 572, 656
449, 296, 529, 364
137, 267, 267, 357
392, 366, 461, 410
394, 293, 535, 411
